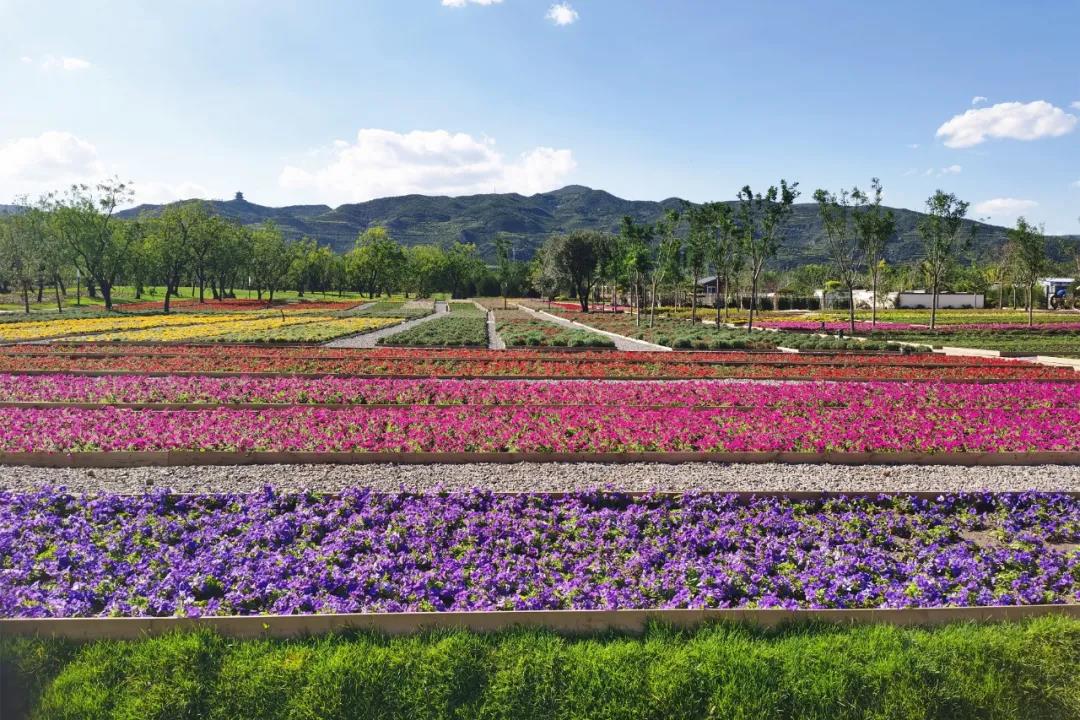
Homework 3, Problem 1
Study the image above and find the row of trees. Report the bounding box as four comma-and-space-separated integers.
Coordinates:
0, 179, 1061, 325
0, 180, 520, 313
532, 181, 1061, 332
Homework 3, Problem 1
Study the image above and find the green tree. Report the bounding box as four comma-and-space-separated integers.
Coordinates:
443, 242, 485, 299
546, 230, 612, 312
494, 233, 514, 309
146, 202, 210, 312
406, 245, 449, 298
813, 187, 859, 333
683, 204, 714, 324
250, 222, 290, 301
737, 180, 800, 331
49, 179, 134, 310
917, 190, 971, 330
851, 178, 896, 328
708, 203, 742, 324
1008, 216, 1047, 326
347, 226, 405, 298
649, 209, 682, 327
619, 217, 654, 325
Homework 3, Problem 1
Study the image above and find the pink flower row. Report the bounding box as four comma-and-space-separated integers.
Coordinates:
0, 374, 1077, 410
1, 403, 1077, 454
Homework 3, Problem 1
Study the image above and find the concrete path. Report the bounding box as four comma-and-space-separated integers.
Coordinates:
325, 301, 448, 348
516, 305, 671, 352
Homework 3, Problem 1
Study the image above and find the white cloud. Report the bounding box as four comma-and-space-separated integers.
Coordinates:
546, 2, 578, 25
279, 128, 576, 205
0, 131, 104, 197
1070, 179, 1080, 189
973, 197, 1038, 217
1072, 101, 1080, 110
936, 100, 1077, 148
18, 56, 32, 64
971, 96, 987, 106
27, 55, 92, 71
906, 143, 920, 149
921, 165, 962, 177
441, 0, 502, 6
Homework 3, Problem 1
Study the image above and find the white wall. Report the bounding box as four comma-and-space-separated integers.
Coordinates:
896, 292, 984, 309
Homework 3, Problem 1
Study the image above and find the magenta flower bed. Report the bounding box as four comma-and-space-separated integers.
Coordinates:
2, 489, 1076, 617
1, 401, 1079, 453
0, 375, 1078, 410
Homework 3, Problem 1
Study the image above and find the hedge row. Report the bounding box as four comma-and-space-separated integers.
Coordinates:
3, 618, 1079, 719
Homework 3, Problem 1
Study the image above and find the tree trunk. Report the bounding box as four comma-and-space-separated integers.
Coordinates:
54, 282, 63, 313
690, 273, 699, 324
1028, 284, 1034, 327
101, 282, 112, 311
848, 286, 855, 334
929, 278, 938, 330
36, 278, 43, 303
747, 271, 760, 331
164, 285, 172, 313
21, 284, 30, 314
871, 271, 878, 328
199, 278, 206, 303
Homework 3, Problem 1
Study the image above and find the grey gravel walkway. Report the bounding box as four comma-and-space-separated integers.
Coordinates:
4, 463, 1077, 495
325, 301, 448, 348
516, 305, 670, 352
486, 310, 505, 350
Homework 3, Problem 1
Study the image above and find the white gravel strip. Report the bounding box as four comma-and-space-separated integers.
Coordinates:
2, 463, 1077, 495
325, 301, 447, 348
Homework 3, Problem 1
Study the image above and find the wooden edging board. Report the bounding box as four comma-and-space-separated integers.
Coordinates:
3, 605, 1078, 640
4, 450, 1080, 468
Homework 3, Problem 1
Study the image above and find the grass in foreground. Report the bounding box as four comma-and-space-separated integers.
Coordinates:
2, 618, 1079, 719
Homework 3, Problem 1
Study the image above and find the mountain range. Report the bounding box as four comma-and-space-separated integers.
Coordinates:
95, 185, 1080, 268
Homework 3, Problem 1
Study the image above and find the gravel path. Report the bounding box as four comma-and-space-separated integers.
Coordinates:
325, 301, 447, 348
486, 311, 506, 350
516, 305, 671, 352
3, 463, 1078, 495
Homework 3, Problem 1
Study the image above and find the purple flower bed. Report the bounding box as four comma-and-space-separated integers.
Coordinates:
1, 489, 1077, 617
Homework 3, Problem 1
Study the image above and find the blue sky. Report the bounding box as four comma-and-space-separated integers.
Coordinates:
2, 0, 1079, 232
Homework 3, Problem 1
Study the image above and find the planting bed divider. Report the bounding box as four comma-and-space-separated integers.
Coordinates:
3, 605, 1078, 640
4, 450, 1080, 467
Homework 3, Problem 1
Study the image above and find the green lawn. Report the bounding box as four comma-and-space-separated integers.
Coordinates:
3, 618, 1078, 720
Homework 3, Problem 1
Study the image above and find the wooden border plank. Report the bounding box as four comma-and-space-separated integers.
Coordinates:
3, 450, 1080, 467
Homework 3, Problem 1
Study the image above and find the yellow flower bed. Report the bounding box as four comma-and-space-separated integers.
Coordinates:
0, 313, 268, 342
74, 315, 330, 343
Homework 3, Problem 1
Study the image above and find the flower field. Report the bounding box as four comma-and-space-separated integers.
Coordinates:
2, 490, 1076, 617
0, 304, 1078, 634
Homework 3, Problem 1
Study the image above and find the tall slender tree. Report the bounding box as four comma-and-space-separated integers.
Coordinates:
1008, 216, 1047, 327
851, 178, 895, 328
917, 190, 970, 330
737, 180, 800, 331
683, 204, 713, 324
813, 187, 859, 333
